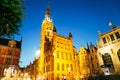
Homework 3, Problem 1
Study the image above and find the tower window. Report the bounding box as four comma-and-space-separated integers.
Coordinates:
110, 34, 115, 41
102, 37, 107, 44
46, 65, 50, 72
46, 55, 50, 62
115, 32, 120, 39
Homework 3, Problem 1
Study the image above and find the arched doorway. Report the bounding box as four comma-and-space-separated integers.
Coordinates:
117, 49, 120, 61
102, 53, 114, 73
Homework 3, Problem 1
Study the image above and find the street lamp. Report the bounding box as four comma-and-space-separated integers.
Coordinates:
68, 67, 71, 80
68, 68, 70, 74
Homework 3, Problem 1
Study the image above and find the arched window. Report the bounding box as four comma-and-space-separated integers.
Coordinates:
117, 49, 120, 61
102, 53, 114, 73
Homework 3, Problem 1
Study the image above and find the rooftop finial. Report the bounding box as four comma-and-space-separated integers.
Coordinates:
108, 22, 116, 29
45, 1, 50, 19
45, 0, 52, 22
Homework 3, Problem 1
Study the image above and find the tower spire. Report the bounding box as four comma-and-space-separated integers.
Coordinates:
45, 1, 50, 20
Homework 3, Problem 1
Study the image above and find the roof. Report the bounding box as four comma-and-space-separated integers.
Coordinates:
0, 38, 22, 48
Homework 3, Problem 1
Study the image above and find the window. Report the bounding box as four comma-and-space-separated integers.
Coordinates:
66, 53, 68, 60
57, 63, 60, 71
8, 50, 12, 55
115, 32, 120, 39
66, 64, 69, 71
46, 55, 50, 62
70, 53, 72, 60
92, 49, 94, 53
110, 34, 115, 41
86, 62, 89, 67
57, 51, 59, 58
6, 58, 11, 64
61, 52, 64, 59
95, 55, 97, 59
96, 63, 99, 68
92, 64, 94, 69
46, 65, 50, 72
70, 64, 73, 71
91, 57, 93, 61
103, 37, 107, 44
117, 49, 120, 61
62, 64, 64, 71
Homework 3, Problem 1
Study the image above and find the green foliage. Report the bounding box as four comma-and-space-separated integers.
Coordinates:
0, 0, 24, 38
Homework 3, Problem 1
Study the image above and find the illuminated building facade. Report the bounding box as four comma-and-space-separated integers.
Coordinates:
38, 6, 77, 80
97, 23, 120, 74
89, 44, 100, 76
78, 44, 100, 79
78, 47, 90, 79
0, 38, 22, 77
21, 58, 38, 80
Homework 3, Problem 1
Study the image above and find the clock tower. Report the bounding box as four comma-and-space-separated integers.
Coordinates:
38, 5, 54, 73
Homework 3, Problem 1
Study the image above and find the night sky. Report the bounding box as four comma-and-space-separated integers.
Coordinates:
19, 0, 120, 67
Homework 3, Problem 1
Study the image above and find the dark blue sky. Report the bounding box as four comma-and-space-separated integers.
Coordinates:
19, 0, 120, 67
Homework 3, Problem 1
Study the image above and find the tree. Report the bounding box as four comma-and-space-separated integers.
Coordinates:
0, 0, 24, 38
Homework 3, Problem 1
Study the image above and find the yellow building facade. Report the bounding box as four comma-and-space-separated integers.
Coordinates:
38, 6, 77, 80
78, 44, 100, 79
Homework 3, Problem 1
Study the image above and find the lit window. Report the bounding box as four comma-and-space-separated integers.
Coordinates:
115, 32, 120, 39
102, 37, 107, 44
110, 34, 115, 41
